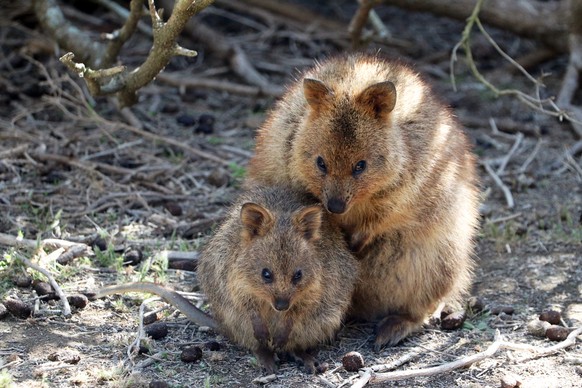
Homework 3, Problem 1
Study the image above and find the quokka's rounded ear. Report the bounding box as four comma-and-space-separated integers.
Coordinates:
240, 202, 274, 241
355, 81, 397, 119
303, 78, 334, 110
292, 204, 323, 242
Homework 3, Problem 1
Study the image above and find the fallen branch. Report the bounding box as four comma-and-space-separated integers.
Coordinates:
156, 73, 283, 97
351, 327, 582, 386
482, 162, 514, 209
15, 252, 72, 318
0, 233, 91, 251
159, 0, 284, 96
40, 0, 214, 107
380, 0, 568, 52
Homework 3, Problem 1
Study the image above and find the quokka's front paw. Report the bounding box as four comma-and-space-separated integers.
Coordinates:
373, 314, 421, 351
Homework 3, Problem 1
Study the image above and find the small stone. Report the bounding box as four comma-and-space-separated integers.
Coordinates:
161, 102, 179, 114
47, 349, 81, 364
176, 113, 196, 126
539, 310, 561, 325
467, 296, 485, 313
0, 303, 8, 319
207, 168, 230, 187
144, 322, 168, 340
4, 297, 32, 319
91, 236, 108, 252
143, 312, 159, 326
164, 201, 183, 217
441, 310, 467, 330
167, 260, 198, 271
500, 373, 522, 388
527, 319, 551, 337
14, 274, 32, 288
205, 341, 221, 351
491, 305, 514, 315
123, 248, 143, 266
6, 354, 21, 363
545, 325, 572, 341
139, 342, 151, 355
32, 280, 54, 298
180, 346, 203, 363
342, 351, 364, 372
67, 294, 89, 309
576, 366, 582, 376
195, 113, 215, 134
149, 380, 170, 388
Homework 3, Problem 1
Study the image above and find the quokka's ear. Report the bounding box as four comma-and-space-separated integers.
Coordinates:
355, 81, 397, 119
293, 205, 323, 242
303, 78, 334, 111
240, 202, 274, 242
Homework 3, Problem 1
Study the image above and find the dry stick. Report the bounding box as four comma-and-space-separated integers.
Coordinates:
158, 0, 282, 97
0, 233, 90, 250
483, 162, 514, 209
460, 116, 541, 137
127, 296, 160, 361
351, 329, 582, 386
242, 0, 347, 32
353, 331, 504, 386
518, 138, 543, 174
15, 252, 72, 318
156, 73, 282, 97
564, 151, 582, 179
348, 0, 381, 47
450, 0, 582, 131
496, 131, 524, 176
112, 121, 230, 167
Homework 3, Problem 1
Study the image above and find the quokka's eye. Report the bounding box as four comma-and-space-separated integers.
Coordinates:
353, 160, 367, 176
292, 270, 302, 284
261, 268, 273, 283
316, 156, 327, 174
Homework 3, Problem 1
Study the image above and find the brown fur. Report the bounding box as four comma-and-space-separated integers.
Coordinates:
197, 185, 359, 373
246, 53, 480, 348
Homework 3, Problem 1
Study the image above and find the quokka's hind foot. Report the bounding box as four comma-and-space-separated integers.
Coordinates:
373, 314, 422, 351
253, 347, 278, 374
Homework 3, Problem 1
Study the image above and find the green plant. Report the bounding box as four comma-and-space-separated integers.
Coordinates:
228, 162, 246, 180
0, 370, 15, 388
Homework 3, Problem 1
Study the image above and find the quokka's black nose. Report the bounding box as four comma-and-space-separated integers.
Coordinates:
274, 298, 290, 311
326, 198, 346, 214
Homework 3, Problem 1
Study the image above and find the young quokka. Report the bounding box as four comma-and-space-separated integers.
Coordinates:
197, 185, 359, 373
246, 53, 480, 349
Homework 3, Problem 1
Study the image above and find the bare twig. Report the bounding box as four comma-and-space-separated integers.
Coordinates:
450, 0, 582, 134
351, 328, 582, 386
156, 73, 283, 97
496, 131, 524, 176
15, 252, 72, 318
483, 162, 514, 209
348, 0, 382, 48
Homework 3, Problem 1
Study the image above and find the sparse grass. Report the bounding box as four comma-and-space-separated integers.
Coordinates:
207, 136, 224, 145
228, 162, 246, 188
0, 369, 15, 388
94, 245, 124, 270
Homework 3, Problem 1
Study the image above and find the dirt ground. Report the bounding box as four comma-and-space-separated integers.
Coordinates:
1, 1, 581, 387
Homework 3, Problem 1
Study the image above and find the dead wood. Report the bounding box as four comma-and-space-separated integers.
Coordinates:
15, 251, 72, 318
36, 0, 214, 107
158, 0, 284, 97
352, 327, 582, 386
556, 0, 582, 138
378, 0, 569, 52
